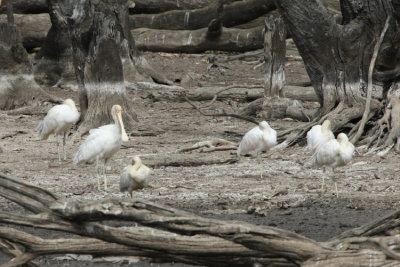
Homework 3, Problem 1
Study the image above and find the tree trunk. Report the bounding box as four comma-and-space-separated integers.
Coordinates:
274, 0, 400, 149
0, 0, 58, 110
263, 13, 286, 97
1, 173, 400, 266
62, 0, 139, 132
131, 0, 275, 30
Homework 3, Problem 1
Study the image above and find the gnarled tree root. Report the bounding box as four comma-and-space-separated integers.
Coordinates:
361, 87, 400, 154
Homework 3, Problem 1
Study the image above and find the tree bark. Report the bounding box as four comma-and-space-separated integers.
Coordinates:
131, 0, 275, 30
263, 13, 286, 97
61, 0, 139, 132
274, 0, 400, 148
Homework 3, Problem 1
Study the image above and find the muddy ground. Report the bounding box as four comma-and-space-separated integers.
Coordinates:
0, 44, 399, 266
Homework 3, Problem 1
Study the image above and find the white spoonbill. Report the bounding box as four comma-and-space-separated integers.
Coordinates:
311, 133, 355, 197
237, 121, 277, 156
306, 120, 334, 150
36, 98, 80, 161
73, 105, 129, 190
120, 156, 152, 197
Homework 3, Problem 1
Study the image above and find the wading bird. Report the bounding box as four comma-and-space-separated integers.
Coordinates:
237, 121, 277, 156
120, 156, 152, 197
73, 105, 129, 190
306, 120, 334, 150
37, 98, 80, 161
311, 133, 355, 197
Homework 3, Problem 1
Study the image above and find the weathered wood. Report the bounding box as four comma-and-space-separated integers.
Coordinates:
263, 13, 286, 97
1, 173, 400, 266
142, 84, 318, 103
130, 0, 230, 14
259, 97, 315, 121
131, 0, 275, 30
274, 0, 399, 147
133, 25, 265, 53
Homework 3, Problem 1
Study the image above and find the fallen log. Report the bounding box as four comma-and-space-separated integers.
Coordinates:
144, 84, 318, 103
131, 0, 275, 30
133, 26, 265, 53
0, 173, 400, 266
0, 13, 264, 52
131, 0, 217, 14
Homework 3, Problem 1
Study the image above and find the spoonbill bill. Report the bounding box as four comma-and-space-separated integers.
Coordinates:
36, 98, 80, 161
120, 156, 152, 197
306, 120, 334, 150
73, 105, 129, 190
311, 133, 355, 197
237, 121, 277, 157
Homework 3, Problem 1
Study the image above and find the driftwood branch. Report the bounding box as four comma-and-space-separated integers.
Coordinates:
0, 173, 400, 266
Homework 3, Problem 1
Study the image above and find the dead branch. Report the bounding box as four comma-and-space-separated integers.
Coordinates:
185, 95, 259, 124
351, 17, 390, 144
0, 174, 400, 266
137, 153, 239, 168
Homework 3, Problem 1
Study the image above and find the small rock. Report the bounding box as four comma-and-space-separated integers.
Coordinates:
0, 146, 3, 153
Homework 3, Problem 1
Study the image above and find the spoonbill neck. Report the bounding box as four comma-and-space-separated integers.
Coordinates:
116, 112, 129, 142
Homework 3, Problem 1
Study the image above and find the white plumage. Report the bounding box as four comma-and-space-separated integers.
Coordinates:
306, 120, 334, 150
311, 133, 355, 197
36, 98, 80, 161
237, 121, 277, 156
73, 105, 129, 190
120, 156, 152, 197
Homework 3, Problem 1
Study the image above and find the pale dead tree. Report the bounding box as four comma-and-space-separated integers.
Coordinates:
1, 173, 400, 266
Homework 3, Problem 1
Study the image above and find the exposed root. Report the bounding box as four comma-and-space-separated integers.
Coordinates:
362, 86, 400, 153
279, 103, 363, 146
